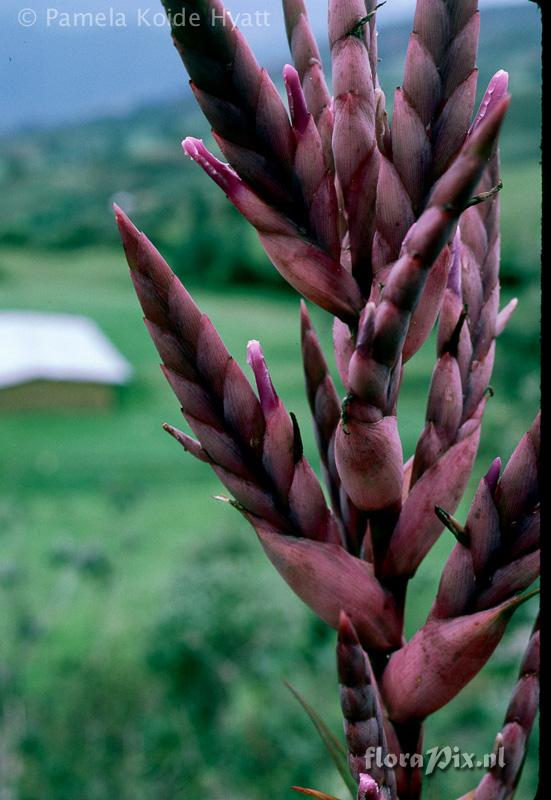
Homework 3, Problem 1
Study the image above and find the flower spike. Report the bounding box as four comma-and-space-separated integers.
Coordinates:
117, 5, 540, 797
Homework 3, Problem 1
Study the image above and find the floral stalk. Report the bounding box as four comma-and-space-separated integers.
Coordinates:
116, 1, 540, 797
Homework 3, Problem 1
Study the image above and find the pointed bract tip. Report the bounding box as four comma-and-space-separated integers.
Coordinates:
356, 302, 376, 351
162, 423, 210, 462
283, 63, 310, 134
213, 495, 246, 515
488, 69, 510, 97
484, 457, 502, 493
114, 204, 141, 268
247, 339, 279, 414
447, 232, 462, 296
496, 297, 518, 335
507, 586, 540, 613
485, 70, 510, 101
113, 203, 137, 232
213, 494, 231, 504
337, 609, 359, 645
182, 136, 240, 194
470, 70, 510, 135
300, 299, 313, 335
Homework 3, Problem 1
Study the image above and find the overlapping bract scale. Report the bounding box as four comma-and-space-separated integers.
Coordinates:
117, 2, 540, 797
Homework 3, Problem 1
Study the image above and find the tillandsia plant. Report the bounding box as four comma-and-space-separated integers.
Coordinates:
114, 1, 540, 798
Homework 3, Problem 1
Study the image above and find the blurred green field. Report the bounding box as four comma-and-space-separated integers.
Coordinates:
0, 217, 539, 799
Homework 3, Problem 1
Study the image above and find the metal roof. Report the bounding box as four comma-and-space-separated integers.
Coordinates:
0, 311, 132, 389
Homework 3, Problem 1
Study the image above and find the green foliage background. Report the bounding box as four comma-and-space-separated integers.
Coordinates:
0, 5, 540, 799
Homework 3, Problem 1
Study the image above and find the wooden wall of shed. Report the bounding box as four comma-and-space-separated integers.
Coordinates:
0, 380, 116, 411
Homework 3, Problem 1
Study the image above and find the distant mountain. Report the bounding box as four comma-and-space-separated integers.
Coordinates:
0, 4, 540, 288
0, 1, 536, 135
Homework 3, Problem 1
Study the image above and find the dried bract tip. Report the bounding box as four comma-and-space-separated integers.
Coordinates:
434, 506, 469, 546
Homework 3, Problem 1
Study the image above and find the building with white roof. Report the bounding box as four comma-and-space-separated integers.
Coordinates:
0, 311, 132, 411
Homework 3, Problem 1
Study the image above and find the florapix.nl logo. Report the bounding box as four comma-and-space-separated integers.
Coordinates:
365, 744, 506, 777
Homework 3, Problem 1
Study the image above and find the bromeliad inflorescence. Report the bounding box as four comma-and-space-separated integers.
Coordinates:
115, 1, 540, 797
